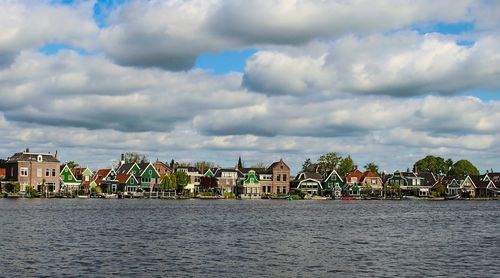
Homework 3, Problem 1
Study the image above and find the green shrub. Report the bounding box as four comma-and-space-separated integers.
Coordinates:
25, 186, 40, 197
289, 194, 301, 200
223, 192, 236, 199
289, 189, 306, 199
199, 191, 215, 197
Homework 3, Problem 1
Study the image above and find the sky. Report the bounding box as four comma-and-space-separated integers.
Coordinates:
1, 0, 500, 174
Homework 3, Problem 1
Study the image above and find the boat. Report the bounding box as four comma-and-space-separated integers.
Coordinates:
444, 194, 460, 200
311, 196, 329, 200
270, 195, 290, 200
402, 195, 419, 200
341, 197, 356, 201
103, 193, 118, 199
77, 195, 89, 199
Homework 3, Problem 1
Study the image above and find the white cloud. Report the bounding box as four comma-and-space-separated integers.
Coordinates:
0, 1, 98, 66
243, 32, 500, 96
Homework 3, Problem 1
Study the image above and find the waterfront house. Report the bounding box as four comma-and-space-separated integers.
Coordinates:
92, 168, 117, 192
441, 176, 464, 196
291, 171, 324, 196
323, 170, 345, 197
214, 168, 243, 194
72, 167, 93, 189
3, 149, 60, 193
116, 162, 160, 192
239, 170, 261, 199
116, 173, 140, 193
345, 169, 364, 196
176, 166, 202, 193
461, 175, 489, 197
360, 170, 384, 195
267, 159, 291, 195
60, 164, 81, 192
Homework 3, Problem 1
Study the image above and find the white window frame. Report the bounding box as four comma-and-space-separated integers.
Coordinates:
20, 167, 29, 177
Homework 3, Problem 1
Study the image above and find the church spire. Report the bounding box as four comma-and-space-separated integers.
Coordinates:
237, 156, 243, 170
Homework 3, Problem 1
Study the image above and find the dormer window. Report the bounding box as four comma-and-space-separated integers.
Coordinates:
37, 155, 43, 162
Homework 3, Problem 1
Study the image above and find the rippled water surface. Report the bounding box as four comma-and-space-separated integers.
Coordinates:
0, 199, 499, 277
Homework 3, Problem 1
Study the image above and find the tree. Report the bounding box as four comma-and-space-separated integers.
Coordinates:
251, 162, 266, 169
448, 160, 480, 177
200, 176, 218, 192
385, 182, 401, 198
317, 152, 342, 176
431, 183, 445, 197
337, 156, 355, 177
413, 155, 448, 175
4, 182, 20, 193
364, 162, 379, 174
160, 175, 176, 192
361, 183, 373, 197
0, 159, 6, 168
302, 158, 312, 172
175, 171, 190, 193
195, 161, 215, 174
66, 161, 79, 169
124, 152, 149, 164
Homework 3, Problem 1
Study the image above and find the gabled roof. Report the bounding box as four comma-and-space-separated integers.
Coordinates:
345, 169, 364, 182
485, 172, 500, 183
116, 162, 139, 175
267, 159, 290, 172
116, 173, 138, 184
72, 167, 92, 177
239, 167, 266, 174
138, 162, 161, 177
468, 175, 489, 189
6, 152, 60, 163
297, 172, 323, 181
323, 170, 343, 183
214, 168, 244, 178
360, 171, 381, 182
92, 169, 114, 186
401, 172, 419, 179
60, 164, 79, 182
418, 172, 438, 187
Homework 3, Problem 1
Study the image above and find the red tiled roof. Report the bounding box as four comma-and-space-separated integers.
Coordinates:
345, 169, 364, 181
116, 173, 131, 184
361, 171, 380, 180
92, 169, 112, 186
72, 167, 87, 177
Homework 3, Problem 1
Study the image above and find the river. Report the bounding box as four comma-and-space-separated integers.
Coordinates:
0, 199, 499, 277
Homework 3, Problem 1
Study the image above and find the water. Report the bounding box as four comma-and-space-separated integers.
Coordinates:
0, 199, 499, 277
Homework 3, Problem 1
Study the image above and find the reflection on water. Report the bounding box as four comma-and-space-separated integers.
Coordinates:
0, 199, 499, 277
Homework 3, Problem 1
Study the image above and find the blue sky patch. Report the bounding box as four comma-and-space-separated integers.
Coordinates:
39, 43, 91, 56
195, 49, 258, 74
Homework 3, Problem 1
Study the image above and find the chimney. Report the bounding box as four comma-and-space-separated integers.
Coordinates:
120, 153, 125, 166
25, 148, 29, 153
55, 150, 58, 159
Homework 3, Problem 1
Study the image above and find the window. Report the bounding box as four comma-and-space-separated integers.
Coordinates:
85, 176, 89, 182
46, 169, 50, 177
277, 175, 280, 182
283, 174, 287, 181
149, 170, 152, 175
37, 155, 43, 162
37, 168, 42, 178
20, 167, 28, 177
52, 169, 56, 177
371, 179, 376, 184
130, 179, 134, 184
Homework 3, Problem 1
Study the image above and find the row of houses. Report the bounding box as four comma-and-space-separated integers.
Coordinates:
1, 149, 499, 198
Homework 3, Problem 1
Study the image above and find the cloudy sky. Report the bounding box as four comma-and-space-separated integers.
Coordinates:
1, 0, 500, 174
